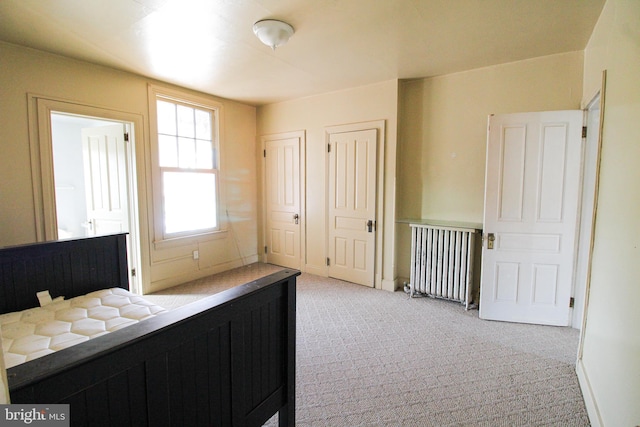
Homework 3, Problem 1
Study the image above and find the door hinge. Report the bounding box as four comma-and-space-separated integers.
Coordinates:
569, 297, 575, 308
326, 257, 330, 266
263, 149, 266, 158
131, 268, 136, 277
327, 143, 331, 153
582, 126, 587, 138
124, 132, 129, 142
264, 246, 268, 254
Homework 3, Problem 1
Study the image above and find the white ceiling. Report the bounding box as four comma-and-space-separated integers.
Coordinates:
0, 0, 605, 106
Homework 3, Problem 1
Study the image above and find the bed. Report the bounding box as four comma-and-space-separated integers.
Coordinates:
0, 233, 298, 426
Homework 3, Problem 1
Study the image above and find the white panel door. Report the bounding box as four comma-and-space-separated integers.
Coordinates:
81, 125, 129, 236
265, 136, 301, 269
328, 129, 377, 287
480, 111, 583, 326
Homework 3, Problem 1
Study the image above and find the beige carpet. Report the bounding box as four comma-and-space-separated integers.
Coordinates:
146, 263, 590, 427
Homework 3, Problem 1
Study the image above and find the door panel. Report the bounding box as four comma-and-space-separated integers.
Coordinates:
81, 124, 129, 236
498, 126, 526, 220
265, 136, 301, 269
328, 129, 377, 287
480, 111, 583, 326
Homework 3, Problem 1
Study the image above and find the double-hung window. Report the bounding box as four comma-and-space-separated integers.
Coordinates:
154, 93, 220, 239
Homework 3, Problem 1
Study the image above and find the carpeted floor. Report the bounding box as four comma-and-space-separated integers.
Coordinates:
146, 263, 590, 427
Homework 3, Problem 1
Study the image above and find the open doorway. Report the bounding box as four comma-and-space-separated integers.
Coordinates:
28, 96, 144, 294
479, 104, 602, 329
51, 114, 128, 238
50, 112, 140, 293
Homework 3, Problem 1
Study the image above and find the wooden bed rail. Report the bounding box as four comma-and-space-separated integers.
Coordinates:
7, 269, 299, 427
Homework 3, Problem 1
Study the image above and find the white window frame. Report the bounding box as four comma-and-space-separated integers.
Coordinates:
148, 85, 226, 248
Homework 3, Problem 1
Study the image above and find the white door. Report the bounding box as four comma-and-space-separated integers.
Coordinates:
328, 129, 377, 287
264, 136, 301, 269
81, 124, 130, 236
480, 111, 583, 326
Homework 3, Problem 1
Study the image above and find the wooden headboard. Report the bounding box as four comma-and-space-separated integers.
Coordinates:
0, 233, 129, 314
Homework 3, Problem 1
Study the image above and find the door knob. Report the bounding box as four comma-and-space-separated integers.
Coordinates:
487, 233, 495, 249
367, 220, 374, 233
293, 213, 299, 224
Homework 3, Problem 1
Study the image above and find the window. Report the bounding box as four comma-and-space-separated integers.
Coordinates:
154, 94, 220, 238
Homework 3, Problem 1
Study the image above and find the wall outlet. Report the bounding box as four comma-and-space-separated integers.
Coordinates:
193, 250, 199, 260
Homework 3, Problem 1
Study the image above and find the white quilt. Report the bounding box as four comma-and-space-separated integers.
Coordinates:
0, 288, 166, 369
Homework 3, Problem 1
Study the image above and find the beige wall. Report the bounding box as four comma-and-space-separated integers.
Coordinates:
257, 81, 400, 290
0, 42, 258, 293
396, 52, 584, 281
578, 1, 640, 425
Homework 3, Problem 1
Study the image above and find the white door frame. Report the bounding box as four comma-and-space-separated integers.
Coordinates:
27, 94, 145, 294
325, 120, 386, 288
261, 130, 306, 271
571, 90, 603, 329
575, 71, 607, 427
577, 72, 607, 353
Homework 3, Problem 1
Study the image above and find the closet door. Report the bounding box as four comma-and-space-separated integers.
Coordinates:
264, 133, 302, 270
328, 129, 377, 287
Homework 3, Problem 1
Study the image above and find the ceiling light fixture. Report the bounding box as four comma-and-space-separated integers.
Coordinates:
252, 19, 294, 50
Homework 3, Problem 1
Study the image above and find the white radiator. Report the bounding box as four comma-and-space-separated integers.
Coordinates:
409, 223, 479, 309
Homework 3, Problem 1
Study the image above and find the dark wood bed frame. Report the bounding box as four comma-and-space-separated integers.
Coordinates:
0, 233, 298, 426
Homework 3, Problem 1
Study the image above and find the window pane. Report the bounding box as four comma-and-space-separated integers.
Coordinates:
196, 139, 213, 169
163, 171, 217, 234
178, 137, 196, 168
157, 100, 176, 135
158, 135, 178, 167
177, 105, 195, 138
195, 109, 212, 140
155, 95, 220, 239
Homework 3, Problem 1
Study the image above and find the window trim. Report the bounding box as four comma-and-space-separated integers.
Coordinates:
148, 84, 226, 249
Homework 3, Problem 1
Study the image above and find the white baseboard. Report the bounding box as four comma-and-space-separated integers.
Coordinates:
576, 359, 603, 427
147, 256, 258, 294
381, 278, 398, 292
304, 264, 325, 277
240, 254, 259, 266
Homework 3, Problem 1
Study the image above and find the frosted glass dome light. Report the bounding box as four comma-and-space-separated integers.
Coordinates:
253, 19, 294, 50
